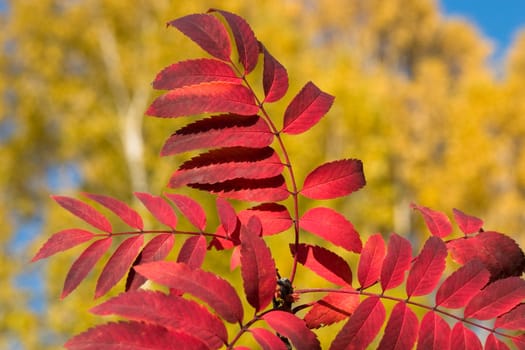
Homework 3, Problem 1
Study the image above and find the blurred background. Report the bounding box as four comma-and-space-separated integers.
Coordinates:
1, 0, 524, 348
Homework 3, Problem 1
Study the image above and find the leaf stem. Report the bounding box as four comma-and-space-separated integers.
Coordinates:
238, 69, 302, 283
295, 288, 520, 341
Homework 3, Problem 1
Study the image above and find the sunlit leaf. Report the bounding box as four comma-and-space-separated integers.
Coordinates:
301, 159, 365, 200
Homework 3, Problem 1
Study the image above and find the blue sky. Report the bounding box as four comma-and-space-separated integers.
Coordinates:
441, 0, 525, 61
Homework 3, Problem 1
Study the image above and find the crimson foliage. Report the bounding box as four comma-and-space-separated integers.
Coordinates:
32, 9, 525, 350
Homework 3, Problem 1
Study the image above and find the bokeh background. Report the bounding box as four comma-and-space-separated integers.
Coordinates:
1, 0, 525, 348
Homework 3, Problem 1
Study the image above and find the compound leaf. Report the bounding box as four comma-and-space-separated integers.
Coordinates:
65, 321, 208, 350
435, 260, 490, 308
91, 290, 227, 349
169, 147, 283, 188
216, 197, 238, 236
166, 193, 206, 231
134, 192, 177, 229
381, 233, 412, 292
177, 235, 207, 269
291, 243, 353, 286
83, 193, 143, 231
450, 322, 482, 350
126, 234, 174, 291
301, 159, 365, 200
95, 235, 144, 299
495, 303, 525, 330
146, 82, 259, 118
330, 296, 386, 350
62, 237, 113, 299
153, 59, 241, 90
189, 175, 289, 202
160, 114, 273, 156
51, 195, 112, 233
238, 203, 292, 236
31, 229, 94, 262
282, 81, 334, 135
263, 311, 321, 350
262, 45, 288, 103
304, 289, 359, 329
464, 277, 525, 320
448, 231, 525, 282
410, 203, 452, 238
416, 311, 450, 350
134, 261, 243, 323
377, 302, 418, 350
240, 217, 276, 311
358, 233, 386, 289
168, 13, 231, 61
452, 208, 483, 235
250, 327, 288, 350
212, 9, 259, 74
485, 333, 511, 350
300, 207, 362, 253
406, 236, 447, 297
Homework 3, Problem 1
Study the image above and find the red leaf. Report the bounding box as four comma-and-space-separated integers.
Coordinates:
177, 235, 207, 269
83, 193, 143, 231
300, 207, 362, 253
126, 234, 174, 291
381, 233, 412, 292
165, 193, 206, 231
435, 260, 490, 308
168, 13, 231, 61
240, 217, 276, 311
134, 261, 243, 323
416, 311, 450, 350
160, 114, 273, 156
262, 45, 288, 103
238, 203, 292, 236
410, 203, 453, 238
485, 333, 511, 350
406, 236, 447, 297
495, 303, 525, 330
301, 159, 365, 200
230, 245, 241, 270
452, 208, 483, 235
291, 244, 352, 286
169, 147, 283, 188
51, 195, 112, 233
213, 10, 259, 74
250, 327, 288, 350
62, 237, 112, 299
216, 197, 238, 236
330, 296, 386, 350
189, 175, 289, 202
450, 322, 482, 350
282, 81, 334, 135
95, 235, 144, 298
31, 229, 94, 262
146, 82, 258, 118
377, 302, 419, 350
464, 277, 525, 320
152, 59, 241, 90
448, 231, 525, 282
91, 290, 227, 349
64, 321, 208, 350
358, 233, 386, 289
134, 192, 177, 229
304, 289, 359, 329
511, 334, 525, 350
263, 310, 321, 350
